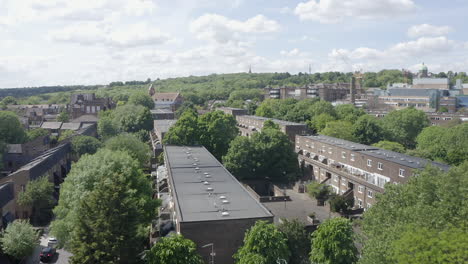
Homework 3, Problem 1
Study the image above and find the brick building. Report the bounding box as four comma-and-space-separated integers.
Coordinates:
159, 146, 273, 264
236, 115, 310, 142
264, 82, 361, 102
296, 134, 449, 209
367, 110, 468, 126
70, 93, 114, 119
2, 135, 50, 176
0, 182, 15, 229
216, 107, 248, 117
148, 84, 184, 111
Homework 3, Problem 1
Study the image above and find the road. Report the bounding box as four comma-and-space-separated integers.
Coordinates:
25, 231, 72, 264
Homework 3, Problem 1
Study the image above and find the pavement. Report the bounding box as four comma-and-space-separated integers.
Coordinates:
262, 188, 339, 225
25, 229, 72, 264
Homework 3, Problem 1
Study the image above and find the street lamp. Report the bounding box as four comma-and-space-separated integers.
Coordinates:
201, 243, 215, 264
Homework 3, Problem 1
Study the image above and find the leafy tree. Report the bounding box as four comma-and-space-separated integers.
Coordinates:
175, 101, 196, 118
309, 100, 336, 118
391, 226, 467, 264
335, 104, 365, 123
223, 127, 299, 182
360, 163, 468, 264
439, 106, 449, 112
105, 134, 151, 166
236, 253, 267, 264
262, 119, 280, 130
71, 135, 101, 156
307, 181, 333, 202
321, 121, 357, 142
443, 123, 468, 165
0, 111, 26, 143
414, 126, 447, 160
57, 111, 70, 122
0, 220, 39, 261
128, 92, 155, 109
1, 96, 17, 105
382, 108, 429, 148
310, 217, 358, 264
329, 194, 354, 214
198, 110, 238, 159
235, 221, 290, 264
163, 109, 200, 145
308, 113, 336, 132
97, 114, 118, 140
58, 129, 74, 141
17, 175, 55, 224
277, 219, 310, 264
352, 115, 384, 145
112, 104, 153, 133
146, 235, 204, 264
51, 149, 157, 248
372, 140, 405, 153
70, 160, 158, 264
26, 128, 49, 141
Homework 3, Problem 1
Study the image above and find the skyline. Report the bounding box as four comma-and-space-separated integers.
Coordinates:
1, 0, 468, 88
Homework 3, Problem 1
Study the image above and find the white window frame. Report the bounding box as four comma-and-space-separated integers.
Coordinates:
350, 154, 355, 161
367, 190, 373, 198
358, 185, 363, 193
342, 151, 346, 159
358, 199, 363, 208
367, 159, 372, 167
378, 162, 383, 170
328, 147, 332, 154
399, 168, 405, 177
333, 175, 339, 182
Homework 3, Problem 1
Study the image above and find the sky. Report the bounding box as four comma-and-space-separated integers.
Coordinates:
1, 0, 468, 88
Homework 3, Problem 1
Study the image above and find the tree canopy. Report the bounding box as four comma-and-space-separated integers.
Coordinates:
381, 108, 429, 148
372, 140, 405, 153
310, 217, 358, 264
277, 219, 310, 264
223, 125, 299, 182
51, 149, 157, 249
0, 111, 26, 144
234, 220, 290, 264
0, 220, 39, 261
128, 92, 155, 109
146, 235, 204, 264
321, 121, 357, 142
352, 115, 384, 145
71, 135, 102, 157
104, 134, 151, 166
163, 109, 200, 145
17, 175, 55, 225
360, 163, 468, 264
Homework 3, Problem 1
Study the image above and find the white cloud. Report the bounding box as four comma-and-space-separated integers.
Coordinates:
190, 14, 280, 44
294, 0, 415, 23
49, 22, 172, 48
0, 0, 156, 25
407, 24, 453, 38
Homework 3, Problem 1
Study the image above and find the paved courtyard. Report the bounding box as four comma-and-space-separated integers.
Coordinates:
262, 188, 339, 225
25, 229, 72, 264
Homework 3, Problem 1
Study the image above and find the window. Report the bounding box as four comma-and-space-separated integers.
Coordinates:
367, 190, 373, 198
350, 154, 355, 161
328, 147, 332, 154
333, 175, 339, 182
378, 162, 383, 170
367, 159, 372, 167
399, 169, 405, 177
341, 180, 347, 186
311, 143, 315, 149
342, 151, 346, 159
367, 203, 372, 209
358, 199, 363, 208
358, 185, 363, 193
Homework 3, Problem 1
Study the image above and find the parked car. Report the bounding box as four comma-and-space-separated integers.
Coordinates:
39, 247, 56, 262
47, 237, 58, 247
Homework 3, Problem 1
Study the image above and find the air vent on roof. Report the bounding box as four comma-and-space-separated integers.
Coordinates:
222, 199, 230, 204
185, 151, 190, 154
221, 211, 230, 216
219, 195, 226, 199
203, 172, 209, 175
203, 181, 210, 185
205, 174, 211, 178
206, 187, 214, 191
400, 158, 405, 161
195, 167, 200, 170
192, 163, 197, 166
408, 160, 413, 163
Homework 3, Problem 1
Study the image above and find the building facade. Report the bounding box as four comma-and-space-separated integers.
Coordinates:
296, 134, 449, 209
235, 115, 310, 142
70, 93, 114, 119
264, 83, 355, 102
216, 107, 248, 117
367, 110, 468, 126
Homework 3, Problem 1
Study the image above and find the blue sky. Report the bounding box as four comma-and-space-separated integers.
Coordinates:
1, 0, 467, 88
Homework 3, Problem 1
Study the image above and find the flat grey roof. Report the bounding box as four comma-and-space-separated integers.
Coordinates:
61, 122, 81, 130
154, 120, 177, 133
359, 149, 450, 171
41, 122, 62, 129
303, 134, 377, 151
151, 109, 174, 114
240, 115, 306, 127
164, 145, 272, 222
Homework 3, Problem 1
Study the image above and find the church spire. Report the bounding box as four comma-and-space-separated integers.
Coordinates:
248, 65, 252, 74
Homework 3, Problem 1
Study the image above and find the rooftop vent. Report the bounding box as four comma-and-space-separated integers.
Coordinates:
195, 167, 200, 170
205, 174, 211, 178
400, 158, 405, 161
219, 195, 226, 199
221, 211, 230, 216
222, 199, 230, 204
206, 187, 214, 191
203, 181, 210, 185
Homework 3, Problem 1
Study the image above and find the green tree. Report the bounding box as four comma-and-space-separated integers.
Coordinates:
352, 115, 384, 145
198, 110, 239, 159
443, 123, 468, 165
321, 121, 357, 142
309, 100, 336, 118
57, 111, 70, 122
360, 163, 468, 264
310, 217, 358, 264
372, 140, 405, 153
17, 176, 54, 224
235, 221, 290, 264
146, 235, 204, 264
0, 111, 26, 143
26, 128, 49, 141
391, 226, 467, 264
335, 104, 365, 123
71, 135, 101, 156
105, 134, 151, 166
51, 149, 157, 248
329, 195, 354, 214
97, 114, 118, 140
308, 113, 336, 132
306, 181, 333, 202
1, 96, 17, 105
128, 92, 155, 109
175, 101, 196, 118
223, 127, 299, 182
382, 108, 429, 148
277, 219, 310, 264
112, 104, 153, 133
414, 126, 447, 160
0, 220, 39, 261
70, 161, 157, 264
164, 109, 200, 145
58, 129, 74, 141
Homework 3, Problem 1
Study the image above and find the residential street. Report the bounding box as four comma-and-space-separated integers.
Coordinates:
25, 230, 72, 264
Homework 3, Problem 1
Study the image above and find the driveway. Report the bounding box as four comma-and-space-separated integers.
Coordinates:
25, 231, 72, 264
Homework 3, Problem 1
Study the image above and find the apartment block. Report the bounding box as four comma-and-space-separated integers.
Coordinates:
296, 135, 449, 210
236, 115, 310, 142
264, 83, 353, 102
216, 107, 248, 117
